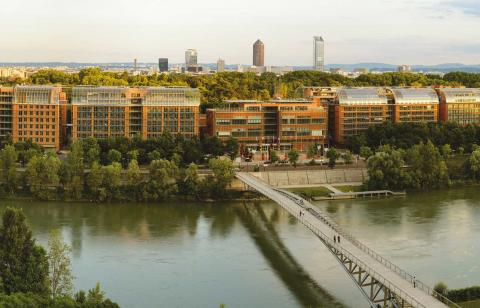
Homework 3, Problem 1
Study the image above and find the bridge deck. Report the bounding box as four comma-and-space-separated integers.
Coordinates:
237, 172, 449, 308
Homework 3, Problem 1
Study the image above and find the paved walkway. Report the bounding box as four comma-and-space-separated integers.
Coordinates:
322, 184, 344, 195
237, 172, 451, 308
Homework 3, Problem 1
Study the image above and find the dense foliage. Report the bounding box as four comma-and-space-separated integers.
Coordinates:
434, 282, 480, 303
365, 140, 480, 190
346, 122, 480, 153
0, 136, 236, 202
0, 208, 119, 307
3, 69, 480, 104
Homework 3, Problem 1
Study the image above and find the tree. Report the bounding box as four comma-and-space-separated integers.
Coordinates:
269, 150, 279, 163
143, 159, 179, 201
405, 141, 449, 189
224, 137, 239, 160
467, 149, 480, 179
202, 136, 224, 157
306, 143, 317, 159
287, 149, 299, 167
24, 152, 61, 200
359, 146, 373, 159
367, 149, 408, 190
147, 150, 162, 162
101, 163, 122, 201
83, 137, 100, 166
63, 140, 84, 200
180, 163, 201, 199
0, 145, 18, 194
342, 150, 353, 165
48, 229, 73, 298
326, 148, 339, 168
434, 282, 448, 297
440, 144, 452, 158
86, 161, 104, 200
0, 207, 49, 296
107, 149, 122, 164
125, 159, 142, 200
204, 158, 235, 198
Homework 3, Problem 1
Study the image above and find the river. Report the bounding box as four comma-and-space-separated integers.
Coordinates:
1, 186, 479, 308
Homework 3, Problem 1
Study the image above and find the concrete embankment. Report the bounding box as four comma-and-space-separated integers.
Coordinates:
230, 168, 368, 190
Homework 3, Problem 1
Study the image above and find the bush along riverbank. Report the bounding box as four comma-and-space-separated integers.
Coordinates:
0, 138, 240, 203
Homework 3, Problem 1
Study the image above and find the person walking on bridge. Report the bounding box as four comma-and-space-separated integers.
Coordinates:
337, 236, 341, 244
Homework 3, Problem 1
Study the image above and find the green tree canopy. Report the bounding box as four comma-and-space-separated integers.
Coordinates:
0, 207, 50, 296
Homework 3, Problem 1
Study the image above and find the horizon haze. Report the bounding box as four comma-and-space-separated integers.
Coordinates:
0, 0, 479, 65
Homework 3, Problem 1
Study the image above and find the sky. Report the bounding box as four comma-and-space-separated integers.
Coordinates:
0, 0, 479, 65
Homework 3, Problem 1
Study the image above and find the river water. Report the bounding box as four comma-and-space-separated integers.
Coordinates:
2, 186, 479, 308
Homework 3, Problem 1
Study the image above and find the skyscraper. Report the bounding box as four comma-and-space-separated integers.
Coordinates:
158, 58, 168, 72
185, 49, 198, 68
313, 36, 324, 71
217, 59, 225, 72
253, 39, 264, 67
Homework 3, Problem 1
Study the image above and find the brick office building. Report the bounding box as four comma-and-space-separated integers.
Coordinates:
206, 99, 328, 152
12, 86, 67, 151
71, 86, 201, 140
436, 88, 480, 125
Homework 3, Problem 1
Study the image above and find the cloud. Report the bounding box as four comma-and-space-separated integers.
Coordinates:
444, 0, 480, 16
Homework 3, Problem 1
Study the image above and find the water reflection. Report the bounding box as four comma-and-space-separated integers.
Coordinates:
237, 202, 343, 307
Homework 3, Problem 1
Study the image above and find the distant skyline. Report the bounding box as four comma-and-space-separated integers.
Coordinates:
0, 0, 479, 65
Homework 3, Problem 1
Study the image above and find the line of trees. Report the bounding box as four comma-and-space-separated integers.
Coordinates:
434, 282, 480, 304
3, 69, 480, 103
364, 140, 480, 190
0, 207, 118, 307
346, 122, 480, 154
0, 135, 237, 202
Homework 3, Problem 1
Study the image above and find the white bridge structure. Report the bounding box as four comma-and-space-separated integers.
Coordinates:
236, 172, 458, 308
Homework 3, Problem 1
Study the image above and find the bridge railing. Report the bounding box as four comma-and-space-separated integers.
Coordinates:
238, 174, 459, 308
276, 196, 427, 308
270, 185, 459, 308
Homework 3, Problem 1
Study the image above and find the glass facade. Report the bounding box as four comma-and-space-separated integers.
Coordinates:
71, 86, 200, 140
313, 36, 324, 71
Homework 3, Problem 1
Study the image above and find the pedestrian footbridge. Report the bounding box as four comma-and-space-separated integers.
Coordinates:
236, 172, 458, 308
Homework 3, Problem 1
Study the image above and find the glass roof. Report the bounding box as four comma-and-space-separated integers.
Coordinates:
438, 88, 480, 103
391, 88, 439, 104
337, 88, 388, 105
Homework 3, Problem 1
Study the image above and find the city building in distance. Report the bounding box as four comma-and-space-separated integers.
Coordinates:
253, 39, 265, 67
185, 49, 202, 73
71, 86, 201, 140
185, 49, 198, 67
313, 36, 325, 71
217, 59, 225, 72
397, 65, 412, 72
158, 58, 168, 72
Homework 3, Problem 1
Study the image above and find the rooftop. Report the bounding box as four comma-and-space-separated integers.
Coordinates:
390, 88, 439, 104
337, 88, 388, 105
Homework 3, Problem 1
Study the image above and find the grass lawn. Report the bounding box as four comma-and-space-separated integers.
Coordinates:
333, 185, 363, 193
287, 187, 332, 199
459, 299, 480, 308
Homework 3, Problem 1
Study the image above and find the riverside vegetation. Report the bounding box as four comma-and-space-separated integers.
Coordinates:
0, 207, 118, 307
0, 134, 237, 202
346, 122, 480, 191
